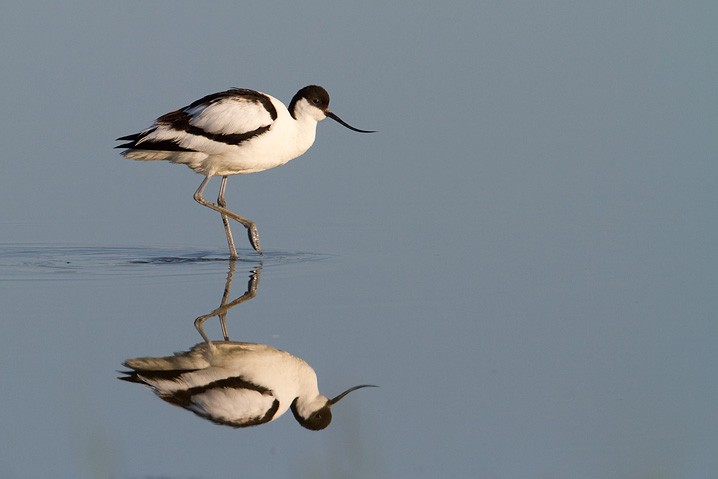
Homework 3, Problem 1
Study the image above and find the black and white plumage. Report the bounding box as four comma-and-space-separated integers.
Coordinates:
116, 85, 374, 258
120, 341, 376, 430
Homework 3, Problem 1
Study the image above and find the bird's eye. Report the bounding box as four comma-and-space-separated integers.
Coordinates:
312, 98, 320, 104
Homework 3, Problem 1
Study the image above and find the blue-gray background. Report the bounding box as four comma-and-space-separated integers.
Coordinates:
1, 1, 717, 478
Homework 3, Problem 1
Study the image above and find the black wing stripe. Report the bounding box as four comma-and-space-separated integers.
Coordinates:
155, 107, 272, 146
160, 375, 273, 408
186, 124, 271, 146
196, 398, 280, 428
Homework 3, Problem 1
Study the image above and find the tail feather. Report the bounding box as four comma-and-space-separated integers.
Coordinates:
115, 131, 195, 153
119, 368, 199, 384
116, 133, 139, 141
117, 371, 144, 384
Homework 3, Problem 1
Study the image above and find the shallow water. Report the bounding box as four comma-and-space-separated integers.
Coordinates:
2, 239, 717, 478
0, 244, 330, 280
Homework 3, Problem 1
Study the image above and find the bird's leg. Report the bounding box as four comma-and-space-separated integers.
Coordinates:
218, 259, 236, 340
217, 176, 239, 260
193, 262, 262, 343
194, 312, 214, 347
194, 176, 263, 255
219, 265, 261, 340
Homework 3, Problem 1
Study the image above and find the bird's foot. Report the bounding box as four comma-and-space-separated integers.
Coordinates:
248, 225, 262, 255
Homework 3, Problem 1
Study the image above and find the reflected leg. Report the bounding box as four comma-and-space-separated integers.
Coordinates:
194, 264, 262, 343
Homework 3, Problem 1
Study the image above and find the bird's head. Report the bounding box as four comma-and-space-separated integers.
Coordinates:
289, 85, 375, 133
291, 384, 378, 431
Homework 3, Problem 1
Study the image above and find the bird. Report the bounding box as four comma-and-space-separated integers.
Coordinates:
119, 341, 377, 430
116, 85, 374, 259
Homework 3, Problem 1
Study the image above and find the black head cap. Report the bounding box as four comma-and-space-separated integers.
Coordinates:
290, 384, 377, 431
291, 399, 333, 431
289, 85, 330, 118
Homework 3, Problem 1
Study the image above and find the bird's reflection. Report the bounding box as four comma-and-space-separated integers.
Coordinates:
120, 262, 376, 430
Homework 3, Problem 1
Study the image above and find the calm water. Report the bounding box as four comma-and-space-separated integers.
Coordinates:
1, 237, 716, 478
1, 2, 717, 478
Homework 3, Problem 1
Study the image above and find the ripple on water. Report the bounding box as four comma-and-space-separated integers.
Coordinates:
0, 244, 331, 281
